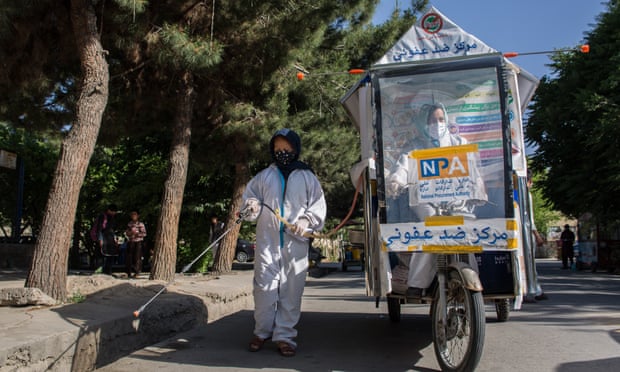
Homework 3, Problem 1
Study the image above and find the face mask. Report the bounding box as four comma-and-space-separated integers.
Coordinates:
274, 150, 295, 166
428, 121, 448, 140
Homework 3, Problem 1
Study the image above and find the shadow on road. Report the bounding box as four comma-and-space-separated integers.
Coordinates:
504, 260, 620, 328
102, 308, 435, 371
557, 356, 620, 372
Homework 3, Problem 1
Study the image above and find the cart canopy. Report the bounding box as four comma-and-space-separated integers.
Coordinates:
342, 6, 539, 177
341, 5, 539, 300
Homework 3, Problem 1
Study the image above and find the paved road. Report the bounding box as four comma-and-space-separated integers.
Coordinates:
98, 259, 620, 371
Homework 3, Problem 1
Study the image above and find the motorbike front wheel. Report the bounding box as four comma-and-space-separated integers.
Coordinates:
431, 269, 485, 372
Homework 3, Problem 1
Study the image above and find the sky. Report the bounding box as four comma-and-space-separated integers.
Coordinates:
372, 0, 607, 79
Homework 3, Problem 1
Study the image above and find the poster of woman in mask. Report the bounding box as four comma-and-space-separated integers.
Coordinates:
374, 58, 515, 252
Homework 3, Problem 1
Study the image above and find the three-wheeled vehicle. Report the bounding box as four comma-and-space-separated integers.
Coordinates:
341, 6, 540, 371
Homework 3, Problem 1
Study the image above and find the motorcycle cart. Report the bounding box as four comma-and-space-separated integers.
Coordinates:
341, 6, 539, 371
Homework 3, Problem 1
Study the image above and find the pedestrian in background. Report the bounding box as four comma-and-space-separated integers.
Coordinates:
125, 209, 146, 278
560, 224, 576, 269
95, 204, 119, 275
242, 128, 326, 357
209, 214, 225, 261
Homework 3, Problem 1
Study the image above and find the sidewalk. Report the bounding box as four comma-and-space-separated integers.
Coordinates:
0, 267, 254, 372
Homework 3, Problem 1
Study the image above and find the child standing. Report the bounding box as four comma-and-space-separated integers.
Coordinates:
125, 210, 147, 278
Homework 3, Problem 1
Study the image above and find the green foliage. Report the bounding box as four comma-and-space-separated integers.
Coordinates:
114, 0, 148, 14
0, 122, 59, 237
176, 239, 212, 274
0, 2, 77, 132
529, 173, 562, 236
68, 290, 86, 304
154, 23, 223, 71
74, 132, 259, 272
0, 0, 434, 272
527, 2, 617, 221
78, 135, 168, 233
234, 0, 424, 220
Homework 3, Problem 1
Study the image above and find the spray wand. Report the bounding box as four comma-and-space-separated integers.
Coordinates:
132, 211, 247, 318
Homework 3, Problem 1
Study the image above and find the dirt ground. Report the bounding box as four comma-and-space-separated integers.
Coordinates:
64, 271, 221, 302
65, 273, 150, 299
1, 268, 227, 307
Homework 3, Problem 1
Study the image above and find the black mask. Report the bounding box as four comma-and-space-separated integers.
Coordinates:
274, 150, 295, 166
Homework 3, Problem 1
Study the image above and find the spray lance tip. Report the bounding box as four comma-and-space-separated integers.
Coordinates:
348, 69, 366, 75
133, 310, 140, 318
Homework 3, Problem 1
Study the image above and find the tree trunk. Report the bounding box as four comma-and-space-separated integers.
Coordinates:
150, 71, 195, 281
213, 161, 250, 273
25, 0, 109, 301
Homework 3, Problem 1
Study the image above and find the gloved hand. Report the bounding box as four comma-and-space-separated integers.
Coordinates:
446, 200, 476, 217
241, 198, 261, 221
386, 181, 402, 197
291, 218, 310, 236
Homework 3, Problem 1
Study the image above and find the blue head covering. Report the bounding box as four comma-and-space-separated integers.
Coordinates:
269, 128, 301, 161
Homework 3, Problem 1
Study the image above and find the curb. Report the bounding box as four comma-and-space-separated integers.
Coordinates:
0, 271, 254, 371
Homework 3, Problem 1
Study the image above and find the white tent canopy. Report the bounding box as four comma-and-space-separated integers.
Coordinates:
375, 6, 497, 65
341, 5, 539, 176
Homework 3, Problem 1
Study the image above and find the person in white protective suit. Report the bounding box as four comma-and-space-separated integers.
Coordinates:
387, 103, 486, 297
242, 128, 326, 357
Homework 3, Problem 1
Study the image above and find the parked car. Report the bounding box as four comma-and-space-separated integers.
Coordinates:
236, 238, 256, 263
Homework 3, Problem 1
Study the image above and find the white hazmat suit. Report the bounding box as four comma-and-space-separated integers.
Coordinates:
243, 129, 326, 348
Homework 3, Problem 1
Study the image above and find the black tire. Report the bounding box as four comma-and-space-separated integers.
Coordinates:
236, 251, 249, 263
495, 299, 510, 322
431, 270, 485, 372
387, 296, 401, 323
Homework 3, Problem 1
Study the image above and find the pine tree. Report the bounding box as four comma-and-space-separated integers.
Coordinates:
203, 1, 423, 272
527, 2, 616, 222
23, 0, 110, 301
0, 0, 429, 291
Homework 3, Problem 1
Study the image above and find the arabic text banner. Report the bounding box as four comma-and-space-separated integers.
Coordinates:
381, 217, 518, 252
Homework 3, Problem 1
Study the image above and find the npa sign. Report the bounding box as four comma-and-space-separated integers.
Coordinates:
408, 144, 486, 205
418, 150, 470, 179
